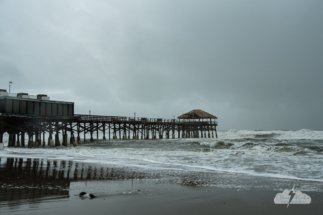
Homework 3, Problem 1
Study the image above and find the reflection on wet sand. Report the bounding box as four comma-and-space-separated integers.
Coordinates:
0, 158, 70, 208
0, 157, 152, 209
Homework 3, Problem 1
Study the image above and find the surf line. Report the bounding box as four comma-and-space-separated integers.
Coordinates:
141, 159, 323, 183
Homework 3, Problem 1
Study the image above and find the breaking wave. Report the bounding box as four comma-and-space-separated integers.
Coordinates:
219, 129, 323, 140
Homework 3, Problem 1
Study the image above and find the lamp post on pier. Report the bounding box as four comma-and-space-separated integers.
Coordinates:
9, 81, 13, 93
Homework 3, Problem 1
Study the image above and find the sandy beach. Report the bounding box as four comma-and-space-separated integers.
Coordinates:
1, 178, 323, 215
1, 156, 323, 215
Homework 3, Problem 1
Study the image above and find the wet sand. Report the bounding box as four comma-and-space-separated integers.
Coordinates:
2, 182, 323, 215
1, 157, 323, 215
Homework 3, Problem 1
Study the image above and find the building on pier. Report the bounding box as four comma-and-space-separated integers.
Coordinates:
177, 109, 218, 138
0, 89, 74, 117
177, 109, 217, 120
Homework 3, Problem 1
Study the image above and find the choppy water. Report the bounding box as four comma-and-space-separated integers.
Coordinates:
1, 129, 323, 190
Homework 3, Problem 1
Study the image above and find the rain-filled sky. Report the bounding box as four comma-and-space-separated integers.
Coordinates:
1, 0, 322, 130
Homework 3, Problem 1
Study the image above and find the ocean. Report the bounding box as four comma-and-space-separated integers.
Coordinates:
1, 129, 323, 191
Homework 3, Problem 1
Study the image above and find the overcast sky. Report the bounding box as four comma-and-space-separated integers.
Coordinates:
1, 0, 322, 130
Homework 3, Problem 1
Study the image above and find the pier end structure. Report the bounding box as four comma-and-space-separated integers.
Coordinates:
177, 109, 218, 138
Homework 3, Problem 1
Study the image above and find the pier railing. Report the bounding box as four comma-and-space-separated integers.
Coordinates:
74, 114, 218, 125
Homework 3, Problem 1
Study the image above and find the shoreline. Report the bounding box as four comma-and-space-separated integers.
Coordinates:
1, 156, 323, 214
1, 180, 323, 215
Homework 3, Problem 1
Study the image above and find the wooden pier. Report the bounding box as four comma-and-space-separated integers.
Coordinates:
0, 90, 218, 148
0, 114, 218, 148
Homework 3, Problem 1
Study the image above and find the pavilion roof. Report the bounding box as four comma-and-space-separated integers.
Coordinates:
177, 109, 217, 119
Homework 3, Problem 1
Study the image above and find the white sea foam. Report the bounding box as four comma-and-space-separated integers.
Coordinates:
218, 129, 323, 140
1, 129, 323, 185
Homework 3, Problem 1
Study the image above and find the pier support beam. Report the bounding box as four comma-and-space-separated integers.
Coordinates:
38, 131, 42, 147
119, 125, 121, 140
133, 128, 136, 140
13, 133, 16, 147
0, 132, 3, 145
96, 123, 99, 140
62, 130, 65, 146
69, 122, 76, 146
48, 132, 54, 148
83, 122, 86, 142
90, 122, 94, 141
28, 133, 33, 148
48, 124, 53, 147
8, 133, 13, 147
55, 132, 60, 147
63, 134, 68, 146
71, 131, 77, 147
113, 128, 117, 139
21, 132, 25, 147
16, 133, 20, 147
103, 123, 106, 140
43, 131, 46, 147
77, 122, 81, 144
63, 123, 68, 146
108, 123, 111, 140
34, 131, 39, 147
0, 132, 3, 150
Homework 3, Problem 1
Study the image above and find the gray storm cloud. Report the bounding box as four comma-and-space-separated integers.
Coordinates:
1, 0, 322, 130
